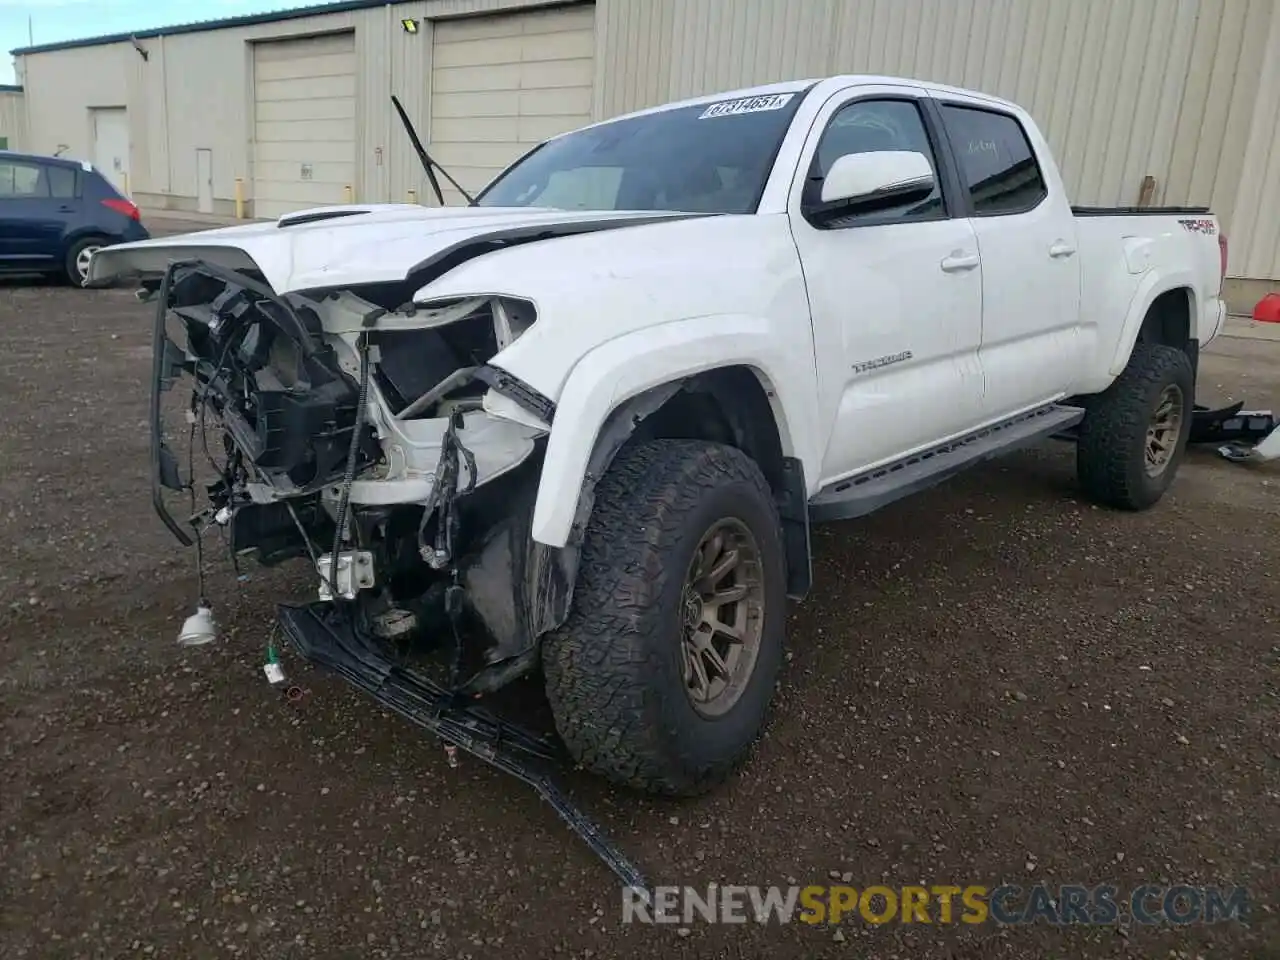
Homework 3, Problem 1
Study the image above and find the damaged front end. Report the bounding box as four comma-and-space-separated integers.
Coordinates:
149, 258, 575, 697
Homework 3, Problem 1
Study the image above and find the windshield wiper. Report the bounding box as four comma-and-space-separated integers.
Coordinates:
391, 94, 475, 207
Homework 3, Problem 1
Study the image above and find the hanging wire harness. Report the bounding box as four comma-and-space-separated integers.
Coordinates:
146, 258, 647, 891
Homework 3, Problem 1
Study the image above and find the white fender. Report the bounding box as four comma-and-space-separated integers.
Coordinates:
527, 314, 818, 548
1108, 268, 1197, 376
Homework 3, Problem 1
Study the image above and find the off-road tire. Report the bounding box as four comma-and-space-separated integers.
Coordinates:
1076, 342, 1194, 510
542, 439, 787, 796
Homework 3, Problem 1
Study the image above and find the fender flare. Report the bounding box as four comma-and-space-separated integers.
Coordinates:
1108, 270, 1197, 376
526, 314, 807, 548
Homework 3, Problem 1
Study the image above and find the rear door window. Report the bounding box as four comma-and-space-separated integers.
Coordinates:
48, 165, 79, 199
939, 105, 1047, 215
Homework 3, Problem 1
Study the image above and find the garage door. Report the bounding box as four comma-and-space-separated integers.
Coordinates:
430, 5, 595, 204
252, 32, 357, 219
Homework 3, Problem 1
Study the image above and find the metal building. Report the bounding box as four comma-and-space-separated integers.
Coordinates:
0, 83, 25, 149
8, 0, 1280, 307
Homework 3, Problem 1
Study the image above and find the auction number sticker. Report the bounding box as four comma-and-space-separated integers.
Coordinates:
698, 93, 795, 119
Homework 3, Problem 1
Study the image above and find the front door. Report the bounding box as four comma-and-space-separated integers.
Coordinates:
786, 86, 986, 485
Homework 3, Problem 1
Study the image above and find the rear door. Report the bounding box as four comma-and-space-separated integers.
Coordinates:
0, 159, 69, 269
786, 83, 986, 483
932, 96, 1084, 417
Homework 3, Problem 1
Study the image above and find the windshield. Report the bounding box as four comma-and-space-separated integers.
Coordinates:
474, 91, 806, 215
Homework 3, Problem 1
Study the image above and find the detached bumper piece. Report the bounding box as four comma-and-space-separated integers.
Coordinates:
275, 603, 647, 890
1189, 402, 1280, 463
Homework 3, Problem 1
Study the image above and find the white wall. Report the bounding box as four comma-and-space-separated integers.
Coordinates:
17, 43, 133, 167
1225, 3, 1280, 283
16, 0, 570, 216
0, 89, 26, 149
593, 0, 1279, 281
12, 0, 1280, 281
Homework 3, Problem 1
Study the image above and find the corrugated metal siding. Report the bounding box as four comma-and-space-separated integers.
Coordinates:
594, 0, 1278, 278
13, 0, 580, 214
10, 0, 1280, 279
1227, 4, 1280, 281
598, 0, 1269, 206
0, 91, 26, 149
595, 0, 830, 118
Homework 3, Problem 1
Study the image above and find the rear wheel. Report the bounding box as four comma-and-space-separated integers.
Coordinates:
64, 236, 107, 287
1076, 342, 1194, 510
542, 439, 787, 796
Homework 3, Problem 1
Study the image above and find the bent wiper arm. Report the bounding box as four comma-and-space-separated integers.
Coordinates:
390, 94, 475, 206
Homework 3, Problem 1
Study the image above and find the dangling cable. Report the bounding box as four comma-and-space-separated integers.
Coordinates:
328, 332, 372, 606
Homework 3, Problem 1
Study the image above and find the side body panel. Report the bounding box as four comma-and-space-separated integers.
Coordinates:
1072, 213, 1225, 393
417, 214, 820, 548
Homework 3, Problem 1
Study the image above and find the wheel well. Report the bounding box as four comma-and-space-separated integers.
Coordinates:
592, 366, 812, 598
1138, 288, 1192, 352
630, 367, 787, 490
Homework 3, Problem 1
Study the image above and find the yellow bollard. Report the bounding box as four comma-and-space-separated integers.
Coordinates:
407, 188, 417, 205
122, 171, 130, 196
342, 184, 354, 204
234, 178, 245, 220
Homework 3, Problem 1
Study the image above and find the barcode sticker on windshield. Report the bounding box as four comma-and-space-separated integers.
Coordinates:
698, 93, 794, 119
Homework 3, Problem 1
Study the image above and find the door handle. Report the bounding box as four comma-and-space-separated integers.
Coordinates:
1049, 241, 1077, 259
57, 206, 75, 213
940, 252, 980, 272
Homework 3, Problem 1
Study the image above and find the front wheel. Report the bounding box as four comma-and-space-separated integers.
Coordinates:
1076, 342, 1194, 510
542, 439, 787, 796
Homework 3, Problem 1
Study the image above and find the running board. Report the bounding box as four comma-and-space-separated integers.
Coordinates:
809, 404, 1085, 523
276, 603, 647, 891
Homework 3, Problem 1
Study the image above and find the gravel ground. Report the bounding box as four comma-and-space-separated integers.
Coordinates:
1, 278, 1277, 960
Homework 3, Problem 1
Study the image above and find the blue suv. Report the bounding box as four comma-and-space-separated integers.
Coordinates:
0, 150, 150, 286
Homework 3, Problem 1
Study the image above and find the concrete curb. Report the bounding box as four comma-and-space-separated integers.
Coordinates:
1223, 315, 1280, 342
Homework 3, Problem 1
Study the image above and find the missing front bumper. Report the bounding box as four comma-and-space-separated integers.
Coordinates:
275, 602, 647, 890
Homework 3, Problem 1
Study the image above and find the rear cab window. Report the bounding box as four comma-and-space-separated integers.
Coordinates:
939, 105, 1047, 215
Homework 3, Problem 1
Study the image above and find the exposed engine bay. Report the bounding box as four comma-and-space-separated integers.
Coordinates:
150, 258, 576, 695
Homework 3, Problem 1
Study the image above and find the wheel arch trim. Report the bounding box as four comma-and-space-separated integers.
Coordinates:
524, 315, 806, 548
1109, 274, 1197, 376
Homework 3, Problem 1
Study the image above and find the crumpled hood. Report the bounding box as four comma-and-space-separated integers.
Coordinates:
87, 203, 694, 294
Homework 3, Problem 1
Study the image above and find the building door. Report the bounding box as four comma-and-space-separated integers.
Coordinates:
91, 108, 129, 193
252, 32, 357, 218
196, 149, 214, 214
429, 5, 595, 204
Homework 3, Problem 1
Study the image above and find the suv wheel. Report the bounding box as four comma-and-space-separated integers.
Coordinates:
1076, 342, 1194, 510
542, 439, 787, 796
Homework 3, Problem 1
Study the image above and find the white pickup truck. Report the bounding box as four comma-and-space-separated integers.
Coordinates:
94, 75, 1227, 801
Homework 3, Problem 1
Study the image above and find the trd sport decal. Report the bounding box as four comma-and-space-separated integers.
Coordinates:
851, 351, 913, 374
1178, 217, 1216, 235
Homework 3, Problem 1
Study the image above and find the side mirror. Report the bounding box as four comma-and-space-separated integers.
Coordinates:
808, 150, 936, 224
